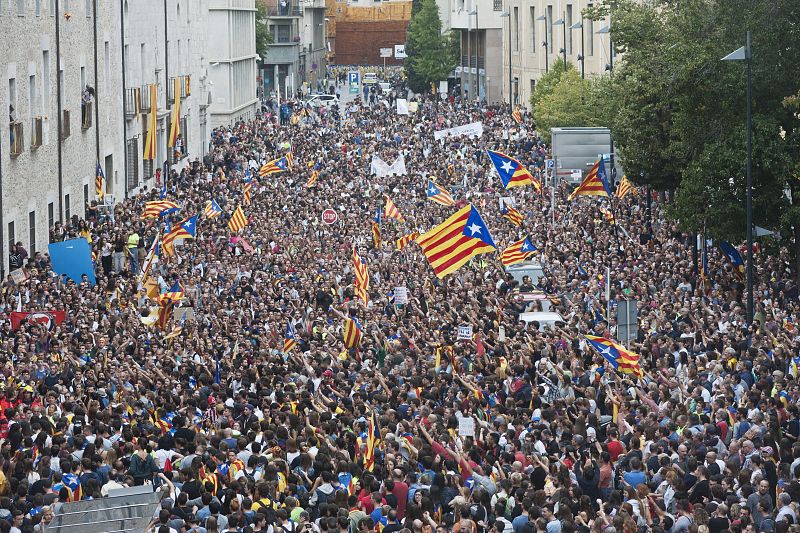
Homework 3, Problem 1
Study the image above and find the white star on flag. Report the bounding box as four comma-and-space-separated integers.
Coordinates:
500, 161, 514, 173
467, 223, 483, 235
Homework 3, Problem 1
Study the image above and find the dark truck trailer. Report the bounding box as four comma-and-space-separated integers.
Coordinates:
551, 127, 624, 184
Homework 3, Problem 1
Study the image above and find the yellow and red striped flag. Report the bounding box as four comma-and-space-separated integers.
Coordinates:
512, 108, 522, 124
383, 194, 404, 222
568, 159, 612, 200
598, 205, 615, 224
283, 323, 297, 354
168, 77, 181, 148
363, 411, 380, 472
95, 163, 105, 201
306, 170, 319, 188
616, 175, 636, 199
142, 84, 158, 160
204, 199, 222, 219
344, 317, 363, 349
499, 237, 537, 266
228, 206, 248, 233
142, 200, 180, 219
500, 204, 525, 227
243, 181, 252, 206
396, 231, 419, 251
417, 204, 496, 278
352, 246, 369, 306
371, 221, 381, 249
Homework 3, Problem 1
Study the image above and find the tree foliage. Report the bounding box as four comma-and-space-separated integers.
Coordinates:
529, 58, 573, 110
256, 2, 274, 62
405, 0, 458, 93
531, 67, 616, 143
597, 0, 800, 244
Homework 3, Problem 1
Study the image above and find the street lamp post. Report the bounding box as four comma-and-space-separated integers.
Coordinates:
553, 14, 566, 69
569, 20, 584, 79
535, 15, 547, 73
722, 31, 754, 324
470, 8, 478, 102
500, 11, 511, 108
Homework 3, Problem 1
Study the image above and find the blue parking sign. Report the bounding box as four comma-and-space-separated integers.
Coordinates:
348, 71, 360, 85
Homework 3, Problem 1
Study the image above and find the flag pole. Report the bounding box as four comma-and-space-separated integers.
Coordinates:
550, 169, 556, 225
605, 265, 611, 327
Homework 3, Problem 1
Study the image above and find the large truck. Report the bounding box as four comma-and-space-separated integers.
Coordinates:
550, 127, 624, 184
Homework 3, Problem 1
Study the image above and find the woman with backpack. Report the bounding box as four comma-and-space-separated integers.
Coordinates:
129, 437, 159, 486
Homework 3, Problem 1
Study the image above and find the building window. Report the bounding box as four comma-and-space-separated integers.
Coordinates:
85, 0, 90, 16
7, 222, 15, 255
28, 211, 36, 255
48, 202, 54, 231
566, 4, 573, 55
36, 0, 41, 16
143, 159, 153, 182
530, 78, 536, 95
492, 0, 501, 11
530, 7, 536, 53
547, 5, 553, 55
513, 77, 518, 104
104, 41, 110, 93
65, 194, 71, 221
513, 7, 519, 52
42, 50, 50, 113
83, 183, 89, 207
17, 0, 24, 15
126, 137, 139, 191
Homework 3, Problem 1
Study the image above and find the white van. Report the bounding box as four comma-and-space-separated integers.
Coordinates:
505, 261, 545, 286
363, 72, 378, 85
518, 311, 566, 331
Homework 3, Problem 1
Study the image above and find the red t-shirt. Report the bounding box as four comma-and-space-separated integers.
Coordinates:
391, 481, 409, 519
607, 439, 624, 462
716, 421, 729, 442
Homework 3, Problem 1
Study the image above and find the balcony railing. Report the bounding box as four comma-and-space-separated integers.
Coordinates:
265, 4, 302, 16
168, 75, 192, 104
81, 100, 93, 130
9, 121, 24, 157
124, 87, 141, 117
31, 117, 43, 149
139, 85, 152, 113
61, 110, 71, 140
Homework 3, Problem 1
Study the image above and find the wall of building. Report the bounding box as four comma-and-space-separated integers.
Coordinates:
448, 0, 503, 102
326, 0, 411, 66
122, 0, 212, 196
208, 0, 259, 128
334, 20, 409, 65
0, 0, 124, 272
503, 0, 616, 107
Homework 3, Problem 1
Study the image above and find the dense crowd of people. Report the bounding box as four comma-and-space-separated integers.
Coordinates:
0, 88, 799, 533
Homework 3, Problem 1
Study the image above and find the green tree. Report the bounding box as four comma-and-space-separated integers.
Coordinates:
531, 68, 616, 143
256, 2, 274, 61
529, 58, 573, 110
405, 0, 458, 93
599, 0, 800, 252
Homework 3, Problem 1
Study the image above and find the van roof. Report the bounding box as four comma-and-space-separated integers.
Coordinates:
518, 312, 565, 322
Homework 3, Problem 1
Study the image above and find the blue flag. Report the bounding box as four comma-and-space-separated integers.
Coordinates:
48, 238, 96, 286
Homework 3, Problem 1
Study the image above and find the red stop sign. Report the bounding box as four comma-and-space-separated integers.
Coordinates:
322, 209, 338, 225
